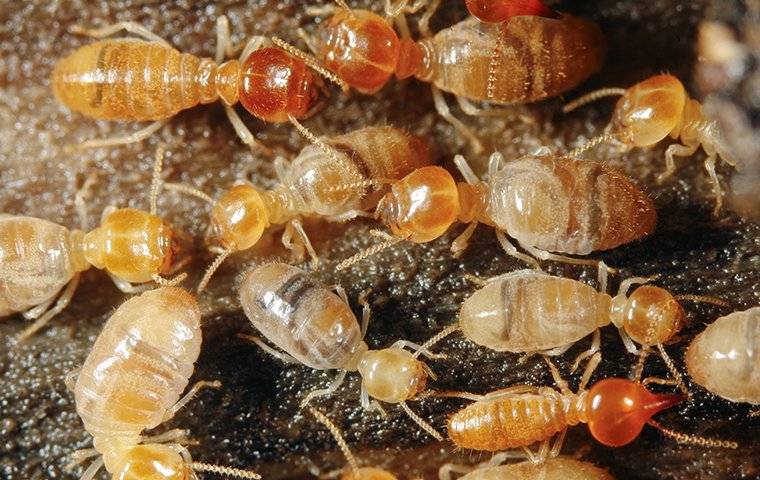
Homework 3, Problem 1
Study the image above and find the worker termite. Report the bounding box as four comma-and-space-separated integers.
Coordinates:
2, 147, 186, 341
53, 15, 345, 152
563, 74, 739, 215
439, 454, 614, 480
302, 0, 605, 151
163, 126, 432, 291
686, 306, 760, 404
307, 406, 399, 480
65, 287, 260, 480
337, 151, 656, 289
238, 262, 444, 440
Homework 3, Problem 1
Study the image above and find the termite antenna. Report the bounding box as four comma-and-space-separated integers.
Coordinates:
487, 25, 507, 100
399, 401, 444, 441
163, 182, 215, 205
152, 272, 188, 287
568, 132, 619, 158
271, 36, 349, 92
197, 247, 234, 293
149, 144, 167, 216
654, 344, 690, 396
674, 294, 730, 308
322, 178, 395, 195
190, 462, 261, 479
646, 420, 738, 449
308, 406, 360, 472
562, 87, 627, 114
413, 324, 460, 358
335, 230, 406, 271
287, 114, 342, 167
334, 0, 352, 12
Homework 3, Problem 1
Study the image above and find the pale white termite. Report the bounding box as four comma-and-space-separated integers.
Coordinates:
67, 287, 260, 480
238, 262, 444, 440
439, 455, 614, 480
686, 306, 760, 404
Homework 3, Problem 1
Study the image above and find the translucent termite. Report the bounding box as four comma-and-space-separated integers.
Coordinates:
564, 74, 739, 215
238, 262, 444, 440
304, 0, 605, 151
439, 455, 614, 480
52, 16, 344, 152
67, 287, 260, 480
686, 306, 760, 404
337, 152, 656, 288
2, 147, 186, 341
164, 126, 432, 292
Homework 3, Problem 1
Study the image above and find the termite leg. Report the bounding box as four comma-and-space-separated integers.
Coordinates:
658, 143, 698, 184
431, 86, 484, 154
273, 156, 290, 183
518, 240, 616, 285
281, 221, 307, 264
571, 329, 601, 373
300, 370, 348, 408
360, 383, 389, 417
495, 230, 541, 269
331, 284, 350, 305
451, 222, 478, 257
70, 21, 170, 46
65, 448, 100, 472
579, 352, 601, 390
22, 295, 57, 320
164, 380, 222, 421
215, 16, 252, 63
418, 0, 441, 38
74, 172, 97, 231
296, 28, 320, 56
325, 209, 374, 222
223, 105, 272, 155
391, 340, 446, 360
704, 154, 724, 215
548, 429, 567, 458
453, 154, 480, 185
438, 462, 473, 480
238, 35, 268, 64
139, 428, 191, 446
238, 334, 301, 364
79, 457, 104, 480
618, 327, 639, 354
64, 367, 81, 392
109, 274, 153, 294
291, 218, 319, 269
16, 274, 81, 342
71, 120, 167, 151
543, 356, 571, 395
488, 151, 504, 178
357, 288, 372, 338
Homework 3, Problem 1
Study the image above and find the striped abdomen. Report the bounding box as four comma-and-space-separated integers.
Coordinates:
239, 263, 367, 370
459, 271, 611, 352
487, 155, 656, 254
447, 391, 586, 451
74, 287, 201, 454
274, 127, 432, 221
53, 39, 232, 121
0, 217, 88, 316
460, 458, 614, 480
417, 15, 605, 104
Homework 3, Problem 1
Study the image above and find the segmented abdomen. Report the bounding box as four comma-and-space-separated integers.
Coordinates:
447, 392, 583, 451
459, 271, 610, 352
239, 263, 366, 370
53, 39, 213, 120
0, 217, 86, 315
460, 458, 614, 480
487, 155, 656, 254
419, 15, 605, 104
74, 287, 201, 442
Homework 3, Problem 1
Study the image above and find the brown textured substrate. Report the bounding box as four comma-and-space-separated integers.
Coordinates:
1, 1, 759, 479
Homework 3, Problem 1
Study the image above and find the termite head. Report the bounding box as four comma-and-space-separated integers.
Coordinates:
211, 185, 270, 252
357, 348, 428, 403
610, 285, 685, 346
465, 0, 560, 24
113, 444, 189, 480
83, 208, 176, 283
375, 166, 460, 243
610, 74, 687, 148
585, 378, 685, 447
239, 47, 320, 123
342, 467, 398, 480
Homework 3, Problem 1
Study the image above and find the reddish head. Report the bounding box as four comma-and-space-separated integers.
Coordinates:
238, 47, 320, 123
585, 378, 685, 447
465, 0, 559, 24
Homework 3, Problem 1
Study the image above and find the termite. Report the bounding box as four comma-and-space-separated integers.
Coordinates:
308, 406, 399, 480
439, 454, 614, 480
337, 151, 656, 288
686, 306, 760, 404
301, 0, 605, 152
65, 287, 260, 480
163, 125, 432, 292
238, 262, 444, 440
2, 147, 186, 341
563, 74, 739, 215
464, 0, 559, 24
52, 16, 344, 152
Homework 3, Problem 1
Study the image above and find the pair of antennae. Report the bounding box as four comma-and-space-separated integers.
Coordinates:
562, 87, 628, 158
336, 230, 407, 271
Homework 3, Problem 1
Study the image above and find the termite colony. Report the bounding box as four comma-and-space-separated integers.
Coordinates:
3, 0, 756, 479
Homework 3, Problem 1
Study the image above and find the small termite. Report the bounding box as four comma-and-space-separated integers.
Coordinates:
439, 454, 614, 480
2, 147, 186, 341
440, 355, 737, 455
563, 74, 739, 215
53, 16, 344, 152
337, 151, 656, 288
308, 406, 399, 480
65, 287, 260, 480
238, 262, 444, 440
686, 306, 760, 404
303, 0, 605, 151
164, 126, 432, 292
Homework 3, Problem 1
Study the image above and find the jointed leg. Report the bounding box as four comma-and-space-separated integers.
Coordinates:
74, 172, 97, 231
357, 288, 371, 338
238, 35, 268, 63
453, 154, 480, 185
543, 355, 571, 395
658, 143, 698, 184
360, 382, 388, 417
64, 367, 81, 392
571, 329, 601, 373
165, 380, 222, 421
281, 221, 307, 264
140, 428, 190, 445
438, 462, 474, 480
703, 154, 724, 215
291, 218, 319, 268
273, 156, 290, 183
16, 274, 81, 342
65, 448, 100, 472
617, 274, 658, 297
488, 151, 504, 178
296, 28, 320, 56
325, 209, 374, 222
110, 274, 153, 294
79, 457, 105, 480
518, 241, 616, 285
495, 231, 541, 269
391, 339, 446, 360
418, 0, 441, 38
70, 22, 170, 45
451, 222, 478, 257
432, 86, 484, 154
579, 351, 601, 390
71, 120, 167, 151
239, 334, 300, 364
300, 370, 347, 408
223, 105, 272, 154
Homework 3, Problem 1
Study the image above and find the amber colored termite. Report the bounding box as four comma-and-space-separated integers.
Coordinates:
65, 287, 261, 480
238, 262, 444, 440
163, 126, 432, 291
439, 454, 614, 480
52, 16, 343, 152
1, 147, 186, 341
564, 74, 739, 215
686, 306, 760, 404
337, 151, 656, 289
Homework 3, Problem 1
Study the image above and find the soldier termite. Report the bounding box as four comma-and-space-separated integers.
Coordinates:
2, 147, 187, 341
308, 406, 399, 480
563, 74, 739, 215
686, 306, 760, 404
301, 0, 605, 152
439, 453, 614, 480
163, 126, 432, 292
337, 151, 656, 289
65, 287, 261, 480
52, 16, 345, 152
238, 262, 444, 440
